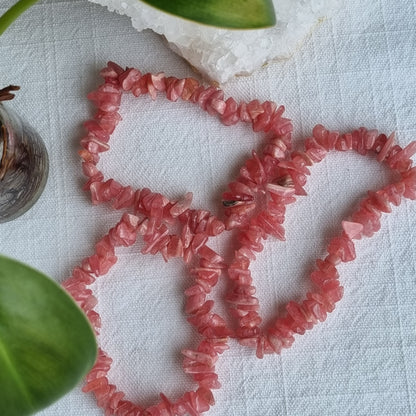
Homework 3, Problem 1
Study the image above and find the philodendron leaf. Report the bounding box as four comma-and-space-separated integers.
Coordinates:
139, 0, 276, 29
0, 255, 97, 416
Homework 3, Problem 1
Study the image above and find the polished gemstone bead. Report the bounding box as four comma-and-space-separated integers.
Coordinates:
221, 97, 239, 125
119, 68, 142, 91
341, 220, 364, 239
327, 235, 356, 262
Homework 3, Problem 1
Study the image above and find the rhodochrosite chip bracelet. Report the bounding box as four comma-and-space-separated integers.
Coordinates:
222, 125, 416, 358
63, 211, 230, 416
62, 62, 416, 416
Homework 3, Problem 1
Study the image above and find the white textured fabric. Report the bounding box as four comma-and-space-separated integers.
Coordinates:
0, 1, 415, 415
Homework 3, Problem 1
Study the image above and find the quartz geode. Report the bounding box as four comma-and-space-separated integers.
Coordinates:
88, 0, 343, 83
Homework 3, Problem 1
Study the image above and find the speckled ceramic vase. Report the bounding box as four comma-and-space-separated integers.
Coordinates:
0, 103, 49, 223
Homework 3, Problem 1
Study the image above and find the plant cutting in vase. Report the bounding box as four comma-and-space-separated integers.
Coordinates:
0, 87, 49, 223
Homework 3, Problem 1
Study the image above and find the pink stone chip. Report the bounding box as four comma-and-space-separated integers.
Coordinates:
341, 220, 364, 239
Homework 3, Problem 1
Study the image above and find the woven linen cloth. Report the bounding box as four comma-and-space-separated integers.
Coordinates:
0, 1, 415, 415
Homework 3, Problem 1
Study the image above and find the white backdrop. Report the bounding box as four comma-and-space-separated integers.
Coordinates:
0, 1, 415, 415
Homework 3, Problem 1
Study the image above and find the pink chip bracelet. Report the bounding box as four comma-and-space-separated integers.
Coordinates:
62, 211, 229, 416
222, 125, 416, 358
66, 61, 294, 416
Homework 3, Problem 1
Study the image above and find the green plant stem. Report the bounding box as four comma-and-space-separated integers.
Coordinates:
0, 0, 40, 36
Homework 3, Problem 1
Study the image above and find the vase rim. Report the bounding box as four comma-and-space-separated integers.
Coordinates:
0, 110, 8, 180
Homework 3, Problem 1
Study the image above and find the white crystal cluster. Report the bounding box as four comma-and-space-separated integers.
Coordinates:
88, 0, 343, 83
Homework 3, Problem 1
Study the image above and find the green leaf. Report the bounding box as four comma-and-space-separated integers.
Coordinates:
139, 0, 276, 29
0, 255, 97, 416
